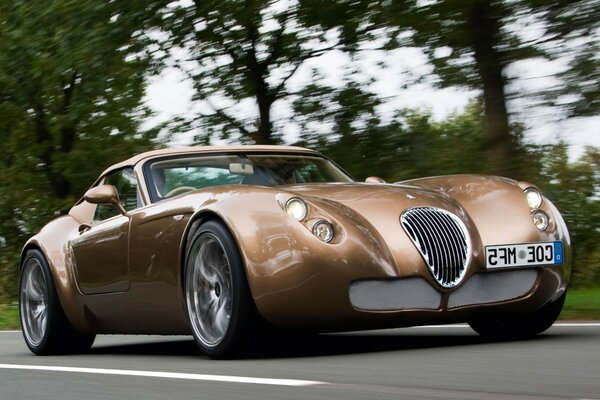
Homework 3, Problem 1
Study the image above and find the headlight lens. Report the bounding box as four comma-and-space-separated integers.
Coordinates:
312, 220, 334, 243
531, 210, 549, 231
285, 198, 308, 221
524, 187, 543, 209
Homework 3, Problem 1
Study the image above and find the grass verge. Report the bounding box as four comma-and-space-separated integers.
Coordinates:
0, 288, 598, 330
560, 287, 600, 320
0, 304, 19, 330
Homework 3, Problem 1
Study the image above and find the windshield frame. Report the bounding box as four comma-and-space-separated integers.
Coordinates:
142, 151, 355, 203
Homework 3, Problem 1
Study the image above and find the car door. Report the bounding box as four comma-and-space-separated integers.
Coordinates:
70, 167, 140, 295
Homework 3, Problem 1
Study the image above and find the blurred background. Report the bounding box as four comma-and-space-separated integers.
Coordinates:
0, 0, 598, 310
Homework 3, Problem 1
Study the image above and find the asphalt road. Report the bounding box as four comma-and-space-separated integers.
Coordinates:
1, 324, 599, 400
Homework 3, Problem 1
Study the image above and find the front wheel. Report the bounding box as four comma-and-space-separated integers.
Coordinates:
184, 221, 257, 358
19, 249, 95, 355
469, 291, 566, 339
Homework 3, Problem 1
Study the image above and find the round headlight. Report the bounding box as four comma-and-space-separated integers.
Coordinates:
524, 187, 543, 209
312, 220, 334, 243
531, 210, 549, 231
285, 198, 308, 221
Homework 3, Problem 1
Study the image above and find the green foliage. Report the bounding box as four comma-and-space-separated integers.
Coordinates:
164, 0, 348, 144
535, 146, 600, 287
0, 304, 19, 330
529, 0, 600, 117
300, 0, 600, 177
315, 101, 523, 181
0, 0, 163, 301
561, 287, 600, 320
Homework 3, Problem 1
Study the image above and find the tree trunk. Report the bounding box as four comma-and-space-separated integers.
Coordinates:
467, 0, 512, 177
253, 89, 276, 144
243, 1, 276, 145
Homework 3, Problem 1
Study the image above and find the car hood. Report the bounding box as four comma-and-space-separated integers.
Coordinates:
282, 182, 467, 219
278, 182, 480, 279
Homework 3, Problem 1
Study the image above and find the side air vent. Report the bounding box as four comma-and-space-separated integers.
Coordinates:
401, 207, 470, 288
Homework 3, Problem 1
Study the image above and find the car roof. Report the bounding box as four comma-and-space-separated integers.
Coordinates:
101, 145, 320, 176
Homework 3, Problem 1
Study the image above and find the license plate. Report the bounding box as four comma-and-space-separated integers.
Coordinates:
486, 241, 563, 269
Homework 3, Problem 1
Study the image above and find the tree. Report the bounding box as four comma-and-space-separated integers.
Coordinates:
536, 145, 600, 287
531, 0, 600, 117
300, 0, 600, 178
164, 0, 359, 144
0, 0, 163, 300
394, 0, 538, 177
316, 101, 496, 182
297, 0, 518, 173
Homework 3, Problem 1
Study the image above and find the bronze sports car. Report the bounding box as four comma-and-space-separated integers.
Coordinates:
19, 145, 571, 357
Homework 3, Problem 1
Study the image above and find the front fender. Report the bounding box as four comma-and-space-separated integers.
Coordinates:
402, 175, 572, 286
184, 187, 400, 325
20, 216, 99, 332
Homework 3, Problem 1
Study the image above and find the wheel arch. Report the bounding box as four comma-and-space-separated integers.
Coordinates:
179, 210, 246, 289
20, 241, 44, 270
19, 214, 93, 333
20, 240, 60, 289
19, 240, 65, 328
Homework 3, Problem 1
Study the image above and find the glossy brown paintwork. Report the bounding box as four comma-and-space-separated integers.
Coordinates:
21, 145, 571, 334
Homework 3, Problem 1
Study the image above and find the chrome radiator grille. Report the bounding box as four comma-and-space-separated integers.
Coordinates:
401, 207, 470, 288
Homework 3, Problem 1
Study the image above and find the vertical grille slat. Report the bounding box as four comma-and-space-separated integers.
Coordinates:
409, 214, 434, 269
433, 212, 454, 284
446, 213, 468, 282
432, 211, 453, 284
420, 210, 445, 281
401, 207, 470, 288
414, 209, 441, 277
438, 212, 462, 283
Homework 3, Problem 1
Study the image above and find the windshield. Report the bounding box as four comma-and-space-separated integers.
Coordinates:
144, 153, 354, 201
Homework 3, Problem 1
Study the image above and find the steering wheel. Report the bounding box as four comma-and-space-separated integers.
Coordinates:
164, 186, 196, 198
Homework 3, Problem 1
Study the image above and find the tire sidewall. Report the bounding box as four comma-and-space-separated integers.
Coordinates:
184, 220, 252, 357
19, 249, 59, 355
469, 291, 567, 339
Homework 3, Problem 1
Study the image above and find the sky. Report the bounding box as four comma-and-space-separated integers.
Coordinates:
144, 46, 599, 161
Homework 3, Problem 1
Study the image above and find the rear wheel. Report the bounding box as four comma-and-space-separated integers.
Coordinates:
184, 221, 257, 358
19, 249, 95, 355
469, 291, 566, 339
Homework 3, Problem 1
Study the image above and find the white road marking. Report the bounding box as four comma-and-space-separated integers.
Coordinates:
0, 363, 325, 387
0, 363, 594, 400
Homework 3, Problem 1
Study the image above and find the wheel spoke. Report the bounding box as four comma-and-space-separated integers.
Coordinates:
31, 274, 44, 297
213, 303, 230, 338
186, 232, 234, 349
20, 258, 49, 347
26, 273, 42, 301
32, 304, 46, 320
198, 248, 218, 281
39, 309, 48, 333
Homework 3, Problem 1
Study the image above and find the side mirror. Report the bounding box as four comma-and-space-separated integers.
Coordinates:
365, 176, 386, 184
84, 184, 127, 216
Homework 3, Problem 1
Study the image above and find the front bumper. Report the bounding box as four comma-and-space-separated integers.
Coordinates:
253, 264, 566, 331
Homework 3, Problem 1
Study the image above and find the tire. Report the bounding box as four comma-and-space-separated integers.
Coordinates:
184, 221, 257, 358
19, 249, 95, 355
469, 291, 567, 339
